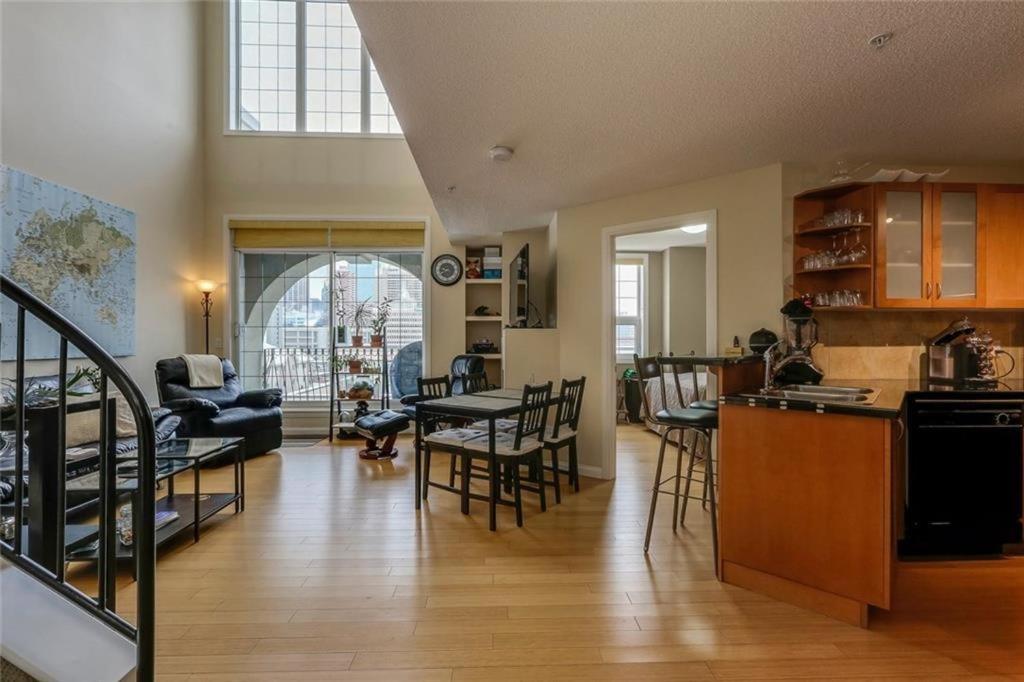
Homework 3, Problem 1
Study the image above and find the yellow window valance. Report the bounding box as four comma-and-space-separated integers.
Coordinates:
230, 219, 426, 249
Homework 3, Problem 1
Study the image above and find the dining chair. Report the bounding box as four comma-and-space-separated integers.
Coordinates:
634, 355, 719, 566
448, 371, 495, 486
540, 376, 586, 503
461, 382, 552, 526
416, 375, 477, 501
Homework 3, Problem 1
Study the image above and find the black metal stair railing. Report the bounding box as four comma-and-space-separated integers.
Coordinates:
0, 274, 155, 681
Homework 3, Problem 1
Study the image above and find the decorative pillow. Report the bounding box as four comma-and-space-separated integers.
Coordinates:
65, 392, 141, 446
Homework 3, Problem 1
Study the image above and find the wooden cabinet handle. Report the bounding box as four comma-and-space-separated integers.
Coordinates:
936, 282, 942, 299
926, 282, 932, 299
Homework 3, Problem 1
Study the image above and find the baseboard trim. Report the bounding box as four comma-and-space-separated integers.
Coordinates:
577, 464, 608, 480
722, 561, 869, 628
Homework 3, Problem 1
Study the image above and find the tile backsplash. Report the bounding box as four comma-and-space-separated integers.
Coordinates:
811, 311, 1023, 380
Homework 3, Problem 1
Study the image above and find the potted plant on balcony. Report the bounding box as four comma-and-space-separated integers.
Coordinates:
370, 297, 392, 347
339, 352, 363, 374
333, 281, 348, 345
350, 298, 374, 347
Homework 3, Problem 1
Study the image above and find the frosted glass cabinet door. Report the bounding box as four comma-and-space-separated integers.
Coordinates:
877, 186, 932, 307
933, 186, 981, 307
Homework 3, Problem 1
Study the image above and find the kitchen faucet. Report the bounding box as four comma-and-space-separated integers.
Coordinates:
762, 339, 822, 392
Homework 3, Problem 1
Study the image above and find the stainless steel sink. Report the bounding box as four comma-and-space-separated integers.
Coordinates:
778, 385, 873, 395
743, 384, 880, 406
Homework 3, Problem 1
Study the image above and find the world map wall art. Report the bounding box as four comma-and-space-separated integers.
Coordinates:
1, 166, 136, 359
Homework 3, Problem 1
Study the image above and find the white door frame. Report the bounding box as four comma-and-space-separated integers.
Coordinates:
599, 209, 717, 480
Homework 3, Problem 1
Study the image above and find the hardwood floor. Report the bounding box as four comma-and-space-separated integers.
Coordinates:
72, 424, 1023, 680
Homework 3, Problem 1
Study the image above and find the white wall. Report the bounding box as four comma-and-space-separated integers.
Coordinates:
556, 163, 786, 473
664, 246, 706, 355
1, 0, 206, 402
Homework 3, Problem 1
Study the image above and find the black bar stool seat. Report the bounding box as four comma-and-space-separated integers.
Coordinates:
689, 399, 719, 411
655, 407, 718, 429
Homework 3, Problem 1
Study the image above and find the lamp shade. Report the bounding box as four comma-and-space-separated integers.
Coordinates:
196, 280, 217, 294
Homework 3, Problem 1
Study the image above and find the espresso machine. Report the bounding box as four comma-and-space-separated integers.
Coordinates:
763, 299, 825, 390
926, 317, 1008, 387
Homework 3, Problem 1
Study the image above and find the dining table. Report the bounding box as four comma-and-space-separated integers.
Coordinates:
413, 388, 558, 531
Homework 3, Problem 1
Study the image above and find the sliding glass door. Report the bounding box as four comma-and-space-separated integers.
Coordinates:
235, 250, 423, 404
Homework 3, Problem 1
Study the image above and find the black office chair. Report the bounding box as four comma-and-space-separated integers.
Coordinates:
450, 355, 485, 395
634, 355, 719, 567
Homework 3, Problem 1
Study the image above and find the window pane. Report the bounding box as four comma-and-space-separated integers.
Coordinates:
615, 324, 637, 356
305, 1, 362, 133
238, 251, 424, 401
617, 298, 638, 317
236, 0, 296, 131
368, 52, 402, 133
615, 260, 644, 356
232, 0, 402, 135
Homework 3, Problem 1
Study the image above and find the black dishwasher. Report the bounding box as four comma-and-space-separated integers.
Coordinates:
903, 397, 1024, 556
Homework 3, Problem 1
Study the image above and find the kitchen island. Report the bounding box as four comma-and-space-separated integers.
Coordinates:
717, 378, 1024, 626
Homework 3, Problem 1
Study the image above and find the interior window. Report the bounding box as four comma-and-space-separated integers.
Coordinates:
615, 259, 645, 362
229, 0, 402, 135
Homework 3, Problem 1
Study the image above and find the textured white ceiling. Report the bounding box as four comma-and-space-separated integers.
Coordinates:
616, 226, 707, 252
351, 1, 1024, 238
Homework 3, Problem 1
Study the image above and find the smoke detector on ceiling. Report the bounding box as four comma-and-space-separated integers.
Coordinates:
488, 145, 514, 162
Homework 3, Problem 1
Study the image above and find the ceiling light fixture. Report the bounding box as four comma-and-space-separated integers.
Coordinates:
488, 145, 514, 162
680, 224, 707, 234
868, 32, 893, 50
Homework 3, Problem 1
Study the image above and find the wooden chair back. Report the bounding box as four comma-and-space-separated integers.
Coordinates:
633, 354, 665, 422
659, 355, 702, 408
550, 376, 586, 439
416, 375, 451, 400
512, 382, 553, 449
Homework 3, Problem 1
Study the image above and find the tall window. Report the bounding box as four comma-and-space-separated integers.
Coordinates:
615, 257, 646, 362
229, 0, 402, 135
237, 251, 422, 402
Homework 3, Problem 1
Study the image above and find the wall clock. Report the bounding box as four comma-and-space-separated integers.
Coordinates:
431, 254, 463, 286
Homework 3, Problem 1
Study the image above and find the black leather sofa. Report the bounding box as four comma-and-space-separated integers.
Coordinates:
154, 357, 283, 458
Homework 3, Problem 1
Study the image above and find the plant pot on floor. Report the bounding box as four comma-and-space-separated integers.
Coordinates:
348, 361, 363, 373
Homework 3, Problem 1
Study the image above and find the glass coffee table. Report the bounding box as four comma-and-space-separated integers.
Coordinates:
65, 437, 245, 561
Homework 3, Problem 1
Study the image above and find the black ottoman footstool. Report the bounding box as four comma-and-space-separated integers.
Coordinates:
354, 409, 411, 460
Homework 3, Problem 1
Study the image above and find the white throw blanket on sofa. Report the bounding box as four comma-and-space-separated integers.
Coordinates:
180, 354, 224, 389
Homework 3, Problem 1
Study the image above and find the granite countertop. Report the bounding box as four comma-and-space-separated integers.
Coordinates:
684, 354, 765, 367
722, 378, 1024, 420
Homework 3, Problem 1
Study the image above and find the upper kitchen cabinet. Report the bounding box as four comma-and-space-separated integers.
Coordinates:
875, 184, 933, 308
931, 184, 983, 308
793, 182, 1021, 311
981, 184, 1024, 309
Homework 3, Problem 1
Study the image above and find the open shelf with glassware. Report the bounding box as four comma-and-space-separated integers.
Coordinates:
793, 183, 876, 311
793, 181, 1024, 310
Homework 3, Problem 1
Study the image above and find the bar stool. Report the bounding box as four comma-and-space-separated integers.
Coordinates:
665, 354, 717, 512
634, 355, 719, 569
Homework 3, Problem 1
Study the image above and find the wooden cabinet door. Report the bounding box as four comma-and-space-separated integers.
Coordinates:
982, 184, 1024, 308
932, 184, 984, 308
876, 184, 934, 308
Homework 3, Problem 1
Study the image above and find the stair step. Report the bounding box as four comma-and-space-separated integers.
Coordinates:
0, 560, 136, 682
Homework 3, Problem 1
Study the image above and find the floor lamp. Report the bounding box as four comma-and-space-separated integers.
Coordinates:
196, 280, 217, 354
